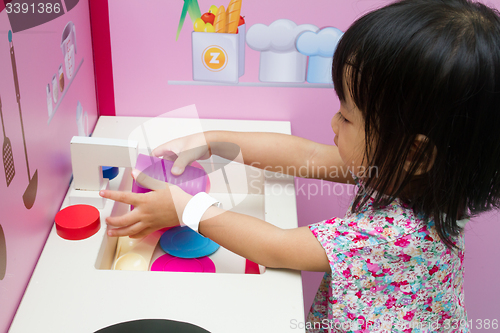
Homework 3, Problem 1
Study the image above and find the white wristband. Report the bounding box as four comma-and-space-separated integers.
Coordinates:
182, 192, 221, 234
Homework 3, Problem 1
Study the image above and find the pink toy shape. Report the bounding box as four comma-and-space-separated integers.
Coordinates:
132, 154, 209, 196
245, 259, 261, 274
151, 253, 216, 273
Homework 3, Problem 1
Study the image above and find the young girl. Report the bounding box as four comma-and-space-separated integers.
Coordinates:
100, 0, 500, 331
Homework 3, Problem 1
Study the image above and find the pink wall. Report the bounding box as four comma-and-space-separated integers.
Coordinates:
0, 2, 98, 331
105, 0, 499, 329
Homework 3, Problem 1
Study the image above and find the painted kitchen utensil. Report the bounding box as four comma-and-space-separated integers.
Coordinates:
9, 30, 38, 209
0, 95, 15, 187
0, 224, 6, 280
132, 154, 208, 196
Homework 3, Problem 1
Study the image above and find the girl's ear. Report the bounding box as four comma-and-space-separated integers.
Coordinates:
404, 134, 437, 175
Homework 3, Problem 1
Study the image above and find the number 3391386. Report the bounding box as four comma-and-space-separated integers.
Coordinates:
5, 3, 61, 14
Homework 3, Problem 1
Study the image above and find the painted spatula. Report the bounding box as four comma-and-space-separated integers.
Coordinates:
9, 30, 37, 209
0, 95, 15, 187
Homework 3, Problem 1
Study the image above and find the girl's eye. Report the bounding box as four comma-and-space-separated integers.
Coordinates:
338, 112, 349, 123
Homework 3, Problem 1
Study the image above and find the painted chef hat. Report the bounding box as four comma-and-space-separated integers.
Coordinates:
296, 27, 344, 84
246, 19, 318, 83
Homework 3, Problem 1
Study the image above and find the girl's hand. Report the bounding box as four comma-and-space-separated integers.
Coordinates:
99, 169, 192, 238
152, 132, 211, 176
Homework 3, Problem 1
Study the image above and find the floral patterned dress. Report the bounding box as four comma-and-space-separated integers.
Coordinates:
307, 194, 467, 333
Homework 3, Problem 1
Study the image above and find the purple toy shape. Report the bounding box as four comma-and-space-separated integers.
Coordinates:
131, 154, 208, 196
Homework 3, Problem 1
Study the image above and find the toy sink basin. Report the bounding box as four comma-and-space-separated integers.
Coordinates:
95, 157, 266, 274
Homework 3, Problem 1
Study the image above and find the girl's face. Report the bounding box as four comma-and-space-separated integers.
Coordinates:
331, 84, 367, 177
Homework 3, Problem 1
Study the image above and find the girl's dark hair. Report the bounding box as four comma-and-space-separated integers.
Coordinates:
332, 0, 500, 248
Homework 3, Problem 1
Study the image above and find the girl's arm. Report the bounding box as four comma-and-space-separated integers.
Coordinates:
210, 131, 351, 182
153, 131, 353, 184
199, 206, 331, 272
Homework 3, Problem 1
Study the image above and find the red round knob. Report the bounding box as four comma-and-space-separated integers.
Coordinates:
55, 205, 100, 240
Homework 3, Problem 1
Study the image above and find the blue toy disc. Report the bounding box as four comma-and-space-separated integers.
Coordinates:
102, 166, 119, 180
160, 226, 219, 259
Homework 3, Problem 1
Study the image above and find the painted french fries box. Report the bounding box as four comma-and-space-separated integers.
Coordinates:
192, 25, 246, 84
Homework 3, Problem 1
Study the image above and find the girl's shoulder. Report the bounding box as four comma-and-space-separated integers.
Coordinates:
309, 197, 438, 256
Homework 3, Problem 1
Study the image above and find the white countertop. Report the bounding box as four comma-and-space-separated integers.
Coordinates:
10, 116, 305, 333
